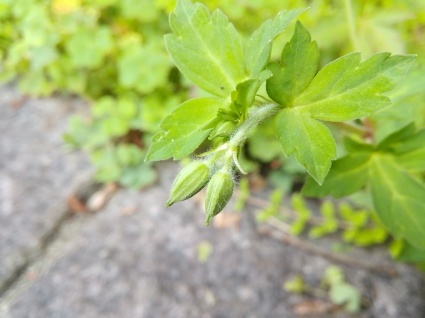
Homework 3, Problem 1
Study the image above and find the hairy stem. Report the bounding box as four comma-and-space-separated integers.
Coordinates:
229, 103, 279, 148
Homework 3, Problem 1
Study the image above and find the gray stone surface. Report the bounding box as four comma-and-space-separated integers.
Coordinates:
2, 162, 425, 318
0, 85, 92, 292
0, 86, 424, 318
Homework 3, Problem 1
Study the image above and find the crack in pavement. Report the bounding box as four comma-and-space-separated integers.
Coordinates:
0, 181, 106, 316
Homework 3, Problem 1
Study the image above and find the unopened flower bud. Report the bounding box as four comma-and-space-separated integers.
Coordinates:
205, 170, 234, 225
166, 161, 210, 206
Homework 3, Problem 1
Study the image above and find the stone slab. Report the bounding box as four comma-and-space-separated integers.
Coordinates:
4, 162, 425, 318
0, 86, 92, 292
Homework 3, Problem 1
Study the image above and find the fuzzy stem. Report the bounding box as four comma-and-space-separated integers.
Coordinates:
229, 103, 279, 148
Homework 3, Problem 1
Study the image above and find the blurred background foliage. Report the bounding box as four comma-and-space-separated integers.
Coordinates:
0, 0, 424, 190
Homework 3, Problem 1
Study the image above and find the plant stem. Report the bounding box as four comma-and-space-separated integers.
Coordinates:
229, 103, 279, 148
344, 0, 359, 51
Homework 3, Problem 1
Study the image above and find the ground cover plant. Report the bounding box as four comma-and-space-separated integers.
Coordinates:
1, 0, 424, 265
145, 0, 425, 261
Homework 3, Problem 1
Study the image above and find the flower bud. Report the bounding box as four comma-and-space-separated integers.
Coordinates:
205, 170, 234, 225
166, 161, 210, 206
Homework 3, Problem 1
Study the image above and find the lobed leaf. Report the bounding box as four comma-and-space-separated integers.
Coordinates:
369, 156, 425, 250
146, 97, 224, 161
276, 108, 336, 184
165, 0, 247, 97
294, 52, 416, 121
245, 8, 306, 77
302, 152, 372, 197
267, 21, 319, 107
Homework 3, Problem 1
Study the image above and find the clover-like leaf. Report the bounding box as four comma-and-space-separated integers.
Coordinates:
165, 0, 247, 97
275, 107, 336, 184
146, 98, 224, 161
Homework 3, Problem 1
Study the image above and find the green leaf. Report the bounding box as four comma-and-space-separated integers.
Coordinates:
339, 204, 368, 228
369, 155, 425, 249
290, 193, 311, 235
309, 201, 338, 238
146, 97, 224, 161
375, 122, 415, 151
65, 27, 113, 68
343, 137, 374, 153
165, 0, 247, 97
323, 266, 344, 286
197, 241, 213, 263
266, 21, 319, 107
231, 69, 272, 117
329, 283, 361, 313
245, 8, 306, 77
294, 52, 416, 121
118, 44, 171, 94
302, 152, 372, 197
393, 129, 425, 171
396, 243, 425, 263
276, 107, 336, 184
120, 163, 157, 189
283, 275, 306, 294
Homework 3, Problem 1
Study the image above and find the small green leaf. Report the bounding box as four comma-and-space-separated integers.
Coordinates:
146, 97, 224, 161
323, 266, 344, 286
165, 0, 247, 97
66, 27, 113, 68
120, 163, 157, 189
309, 201, 338, 238
197, 240, 213, 263
329, 283, 361, 313
267, 21, 319, 107
276, 107, 336, 184
290, 193, 311, 235
369, 155, 425, 249
245, 8, 306, 77
294, 52, 416, 121
283, 275, 306, 294
256, 189, 284, 222
231, 69, 272, 116
302, 152, 372, 197
339, 204, 368, 228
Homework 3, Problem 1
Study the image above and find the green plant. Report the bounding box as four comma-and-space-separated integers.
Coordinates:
147, 0, 424, 257
284, 266, 361, 313
322, 266, 361, 313
0, 0, 185, 188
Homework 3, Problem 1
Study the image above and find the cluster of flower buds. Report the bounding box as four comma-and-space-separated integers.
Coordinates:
166, 152, 235, 225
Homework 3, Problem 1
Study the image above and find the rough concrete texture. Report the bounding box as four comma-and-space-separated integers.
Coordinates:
0, 86, 424, 318
2, 162, 425, 318
0, 85, 92, 293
